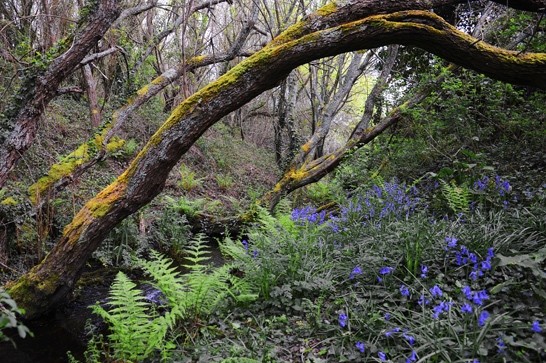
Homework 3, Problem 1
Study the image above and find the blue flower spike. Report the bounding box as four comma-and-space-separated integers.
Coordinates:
355, 341, 365, 353
478, 310, 490, 327
338, 313, 348, 328
430, 285, 443, 298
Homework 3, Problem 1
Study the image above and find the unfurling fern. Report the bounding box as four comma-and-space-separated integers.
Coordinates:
440, 180, 471, 213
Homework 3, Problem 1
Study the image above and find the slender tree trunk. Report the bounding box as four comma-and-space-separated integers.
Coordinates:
0, 224, 7, 265
82, 64, 102, 128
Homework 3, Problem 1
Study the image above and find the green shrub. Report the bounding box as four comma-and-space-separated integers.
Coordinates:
215, 174, 234, 189
178, 164, 203, 191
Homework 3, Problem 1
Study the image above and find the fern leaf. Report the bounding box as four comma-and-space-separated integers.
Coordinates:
440, 180, 470, 213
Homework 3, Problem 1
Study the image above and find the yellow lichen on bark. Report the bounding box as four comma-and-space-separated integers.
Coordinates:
86, 180, 126, 218
7, 270, 60, 313
316, 2, 337, 16
60, 179, 126, 246
27, 127, 125, 204
151, 75, 166, 85
286, 167, 308, 181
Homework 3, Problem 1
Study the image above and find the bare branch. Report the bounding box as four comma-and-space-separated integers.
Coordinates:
80, 46, 121, 65
111, 0, 159, 29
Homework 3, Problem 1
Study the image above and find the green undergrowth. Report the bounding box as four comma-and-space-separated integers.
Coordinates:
81, 175, 546, 362
171, 181, 545, 362
81, 235, 257, 363
179, 122, 278, 206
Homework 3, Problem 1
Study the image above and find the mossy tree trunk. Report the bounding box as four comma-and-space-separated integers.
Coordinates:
8, 3, 546, 318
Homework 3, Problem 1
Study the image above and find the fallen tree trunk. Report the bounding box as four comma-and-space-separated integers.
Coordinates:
8, 5, 546, 318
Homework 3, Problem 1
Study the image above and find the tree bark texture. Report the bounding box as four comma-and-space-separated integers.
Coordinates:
82, 64, 102, 128
8, 4, 546, 318
0, 0, 121, 188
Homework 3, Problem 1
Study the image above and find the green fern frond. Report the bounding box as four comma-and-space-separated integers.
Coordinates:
139, 250, 185, 305
440, 180, 470, 213
219, 235, 250, 261
91, 272, 153, 362
92, 244, 257, 361
183, 233, 212, 272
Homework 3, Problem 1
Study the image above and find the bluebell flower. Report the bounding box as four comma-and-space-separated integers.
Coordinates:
403, 334, 416, 346
532, 320, 542, 333
455, 252, 463, 266
462, 286, 473, 300
470, 269, 483, 280
379, 266, 394, 275
355, 341, 365, 353
481, 259, 492, 271
385, 327, 401, 337
252, 249, 259, 258
474, 177, 488, 192
478, 310, 490, 327
432, 301, 451, 319
418, 294, 430, 306
445, 236, 458, 249
460, 303, 473, 314
472, 290, 489, 306
338, 313, 348, 328
384, 313, 391, 321
430, 285, 443, 298
487, 247, 495, 258
350, 266, 363, 279
378, 351, 387, 361
420, 265, 428, 279
406, 350, 417, 362
500, 179, 511, 193
400, 284, 410, 297
241, 239, 249, 251
497, 336, 506, 353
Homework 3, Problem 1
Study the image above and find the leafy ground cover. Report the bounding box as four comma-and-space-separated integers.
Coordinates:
77, 174, 545, 362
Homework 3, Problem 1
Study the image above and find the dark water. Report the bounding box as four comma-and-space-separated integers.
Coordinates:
0, 277, 111, 363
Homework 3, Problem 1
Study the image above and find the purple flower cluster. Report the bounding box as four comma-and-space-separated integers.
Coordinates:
377, 266, 394, 282
446, 238, 495, 281
349, 266, 363, 279
291, 206, 327, 225
330, 180, 422, 233
472, 175, 514, 209
379, 326, 417, 361
473, 175, 511, 197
